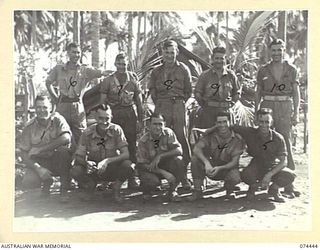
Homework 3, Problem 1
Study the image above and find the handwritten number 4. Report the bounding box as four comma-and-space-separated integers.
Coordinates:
97, 138, 106, 148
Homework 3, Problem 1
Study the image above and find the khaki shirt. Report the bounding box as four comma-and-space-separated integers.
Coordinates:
46, 62, 102, 98
75, 123, 128, 162
198, 130, 245, 163
148, 61, 192, 100
137, 128, 181, 164
257, 61, 299, 96
19, 112, 71, 154
100, 71, 142, 107
195, 67, 240, 103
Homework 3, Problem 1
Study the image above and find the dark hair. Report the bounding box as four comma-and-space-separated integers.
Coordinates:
257, 108, 273, 116
66, 42, 80, 51
268, 39, 285, 49
149, 112, 165, 122
92, 104, 112, 113
162, 40, 178, 50
216, 111, 231, 121
212, 46, 226, 58
115, 52, 128, 62
34, 95, 51, 105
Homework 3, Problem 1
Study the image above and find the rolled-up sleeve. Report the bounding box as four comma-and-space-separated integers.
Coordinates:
75, 133, 87, 157
137, 141, 150, 164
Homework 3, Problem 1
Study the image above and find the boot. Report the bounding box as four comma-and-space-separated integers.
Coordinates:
40, 178, 53, 198
283, 183, 301, 198
112, 180, 124, 203
268, 184, 285, 203
187, 179, 203, 201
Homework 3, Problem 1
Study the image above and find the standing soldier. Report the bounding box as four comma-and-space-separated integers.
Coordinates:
100, 53, 143, 189
194, 46, 241, 128
148, 40, 192, 189
255, 39, 301, 198
46, 42, 108, 146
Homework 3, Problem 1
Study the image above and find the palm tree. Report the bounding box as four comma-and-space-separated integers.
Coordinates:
91, 11, 100, 70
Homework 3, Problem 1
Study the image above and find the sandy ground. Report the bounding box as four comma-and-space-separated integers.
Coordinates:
14, 123, 310, 232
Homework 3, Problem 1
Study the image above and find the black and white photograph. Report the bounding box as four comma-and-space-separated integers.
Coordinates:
12, 10, 310, 233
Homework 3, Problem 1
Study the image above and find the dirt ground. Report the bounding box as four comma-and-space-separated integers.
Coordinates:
13, 122, 310, 232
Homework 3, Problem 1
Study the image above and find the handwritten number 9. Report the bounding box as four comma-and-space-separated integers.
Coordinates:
211, 83, 220, 96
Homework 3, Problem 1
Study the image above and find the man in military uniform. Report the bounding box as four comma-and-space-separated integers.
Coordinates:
148, 40, 192, 189
195, 46, 240, 128
189, 111, 245, 201
100, 53, 143, 189
46, 42, 108, 146
255, 39, 300, 197
19, 95, 72, 202
136, 113, 185, 201
71, 104, 133, 202
200, 108, 296, 202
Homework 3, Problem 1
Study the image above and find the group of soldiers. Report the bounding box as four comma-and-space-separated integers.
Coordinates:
19, 38, 301, 204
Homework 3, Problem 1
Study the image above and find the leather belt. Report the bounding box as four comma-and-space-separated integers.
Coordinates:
158, 97, 185, 103
263, 95, 292, 101
60, 95, 80, 103
207, 101, 230, 108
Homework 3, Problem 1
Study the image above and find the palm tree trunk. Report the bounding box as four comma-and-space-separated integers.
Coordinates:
91, 11, 100, 70
278, 11, 287, 43
225, 11, 229, 55
143, 12, 147, 45
54, 11, 59, 63
31, 11, 37, 49
136, 12, 142, 58
73, 11, 80, 44
127, 12, 133, 61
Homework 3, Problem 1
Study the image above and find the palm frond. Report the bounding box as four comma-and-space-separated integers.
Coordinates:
231, 100, 255, 127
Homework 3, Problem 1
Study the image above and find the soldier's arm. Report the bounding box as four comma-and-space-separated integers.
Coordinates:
231, 71, 241, 103
183, 65, 192, 101
45, 67, 59, 103
105, 146, 130, 165
36, 133, 71, 155
193, 140, 210, 166
148, 70, 157, 104
134, 85, 144, 123
292, 81, 301, 125
255, 69, 263, 114
194, 74, 205, 106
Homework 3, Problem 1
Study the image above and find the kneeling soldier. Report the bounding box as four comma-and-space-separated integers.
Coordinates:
136, 113, 185, 202
71, 104, 133, 202
189, 111, 245, 201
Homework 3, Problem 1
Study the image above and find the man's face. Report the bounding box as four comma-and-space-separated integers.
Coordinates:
257, 114, 273, 134
67, 46, 81, 64
216, 116, 230, 133
270, 44, 284, 62
150, 117, 165, 137
95, 109, 112, 130
115, 58, 128, 73
35, 100, 52, 121
162, 46, 178, 64
212, 52, 226, 70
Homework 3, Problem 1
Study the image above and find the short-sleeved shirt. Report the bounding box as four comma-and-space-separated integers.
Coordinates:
46, 62, 102, 98
257, 61, 299, 96
137, 127, 181, 164
100, 71, 142, 107
232, 125, 287, 164
75, 123, 128, 162
19, 112, 71, 154
195, 67, 240, 103
148, 61, 192, 100
198, 130, 245, 163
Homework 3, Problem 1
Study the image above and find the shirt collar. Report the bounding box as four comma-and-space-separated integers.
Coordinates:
211, 66, 228, 76
148, 130, 166, 141
34, 114, 54, 128
62, 61, 80, 71
92, 124, 114, 139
